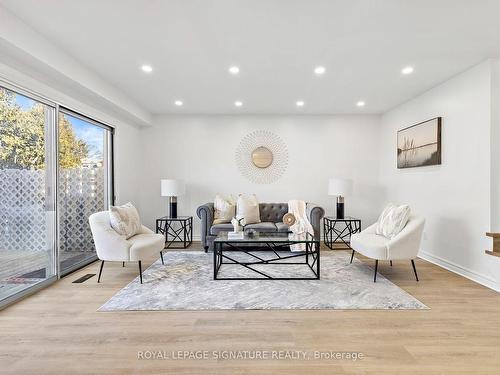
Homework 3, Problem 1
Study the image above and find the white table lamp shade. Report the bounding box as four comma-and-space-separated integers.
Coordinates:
328, 178, 353, 196
161, 179, 185, 197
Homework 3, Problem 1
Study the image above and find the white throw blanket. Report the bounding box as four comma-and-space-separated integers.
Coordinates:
288, 200, 314, 252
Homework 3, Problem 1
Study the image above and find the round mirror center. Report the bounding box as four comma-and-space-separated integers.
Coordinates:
251, 146, 273, 168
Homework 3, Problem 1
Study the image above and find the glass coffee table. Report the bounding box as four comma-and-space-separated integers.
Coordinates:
213, 231, 320, 280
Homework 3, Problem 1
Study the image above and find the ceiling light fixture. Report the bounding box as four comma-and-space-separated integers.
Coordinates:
234, 101, 243, 107
174, 100, 183, 106
141, 64, 153, 73
356, 101, 365, 107
401, 66, 414, 75
229, 66, 240, 75
314, 66, 326, 75
296, 101, 305, 107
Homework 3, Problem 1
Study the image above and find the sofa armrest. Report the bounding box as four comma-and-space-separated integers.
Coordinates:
197, 203, 214, 249
306, 203, 325, 240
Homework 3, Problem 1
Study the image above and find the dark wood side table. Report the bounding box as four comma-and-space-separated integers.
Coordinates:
323, 216, 361, 250
156, 216, 193, 249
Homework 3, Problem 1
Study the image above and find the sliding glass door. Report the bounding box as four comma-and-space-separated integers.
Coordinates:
0, 86, 57, 303
58, 110, 113, 275
0, 81, 114, 306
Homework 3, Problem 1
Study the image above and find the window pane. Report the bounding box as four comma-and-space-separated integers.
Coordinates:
0, 86, 56, 302
58, 112, 110, 274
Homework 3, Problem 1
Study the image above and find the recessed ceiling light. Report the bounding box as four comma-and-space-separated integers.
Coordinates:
141, 64, 153, 73
229, 66, 240, 75
296, 101, 305, 107
356, 101, 365, 107
314, 66, 326, 75
174, 100, 183, 106
401, 66, 414, 75
234, 101, 243, 107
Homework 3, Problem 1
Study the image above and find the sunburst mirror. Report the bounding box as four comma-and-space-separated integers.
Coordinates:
235, 130, 288, 184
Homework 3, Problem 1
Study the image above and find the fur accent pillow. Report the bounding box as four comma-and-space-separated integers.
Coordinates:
109, 202, 141, 239
375, 204, 396, 235
376, 203, 411, 239
236, 194, 261, 225
213, 194, 236, 224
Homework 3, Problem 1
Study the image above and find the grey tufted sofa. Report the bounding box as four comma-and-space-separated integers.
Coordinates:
196, 202, 325, 252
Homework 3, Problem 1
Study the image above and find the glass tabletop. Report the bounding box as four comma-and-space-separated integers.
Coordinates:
214, 231, 319, 243
157, 216, 192, 220
324, 216, 360, 221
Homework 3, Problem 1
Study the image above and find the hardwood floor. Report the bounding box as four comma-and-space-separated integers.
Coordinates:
1, 243, 500, 375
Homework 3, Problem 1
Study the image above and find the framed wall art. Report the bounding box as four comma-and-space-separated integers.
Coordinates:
397, 117, 442, 169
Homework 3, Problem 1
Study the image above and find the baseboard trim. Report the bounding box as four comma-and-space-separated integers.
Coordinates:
419, 251, 500, 292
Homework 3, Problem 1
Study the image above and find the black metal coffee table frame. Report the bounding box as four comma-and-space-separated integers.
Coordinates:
213, 233, 320, 280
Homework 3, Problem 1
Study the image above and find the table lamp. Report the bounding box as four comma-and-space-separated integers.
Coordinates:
328, 178, 353, 219
161, 179, 185, 218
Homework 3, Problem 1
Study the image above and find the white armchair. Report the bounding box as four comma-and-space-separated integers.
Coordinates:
89, 211, 165, 284
350, 215, 425, 282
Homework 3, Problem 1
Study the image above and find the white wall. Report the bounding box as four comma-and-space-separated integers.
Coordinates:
113, 122, 142, 206
491, 60, 500, 232
379, 60, 500, 291
138, 115, 382, 237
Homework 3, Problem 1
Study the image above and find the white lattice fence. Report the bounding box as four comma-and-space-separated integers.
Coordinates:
59, 168, 105, 252
0, 169, 47, 252
0, 168, 105, 253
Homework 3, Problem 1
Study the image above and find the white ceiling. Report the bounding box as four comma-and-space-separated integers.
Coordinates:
2, 0, 500, 115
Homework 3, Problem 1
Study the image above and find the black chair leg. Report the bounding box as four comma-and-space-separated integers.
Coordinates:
411, 259, 419, 282
138, 261, 143, 284
374, 259, 378, 283
390, 260, 393, 267
350, 249, 355, 264
97, 260, 104, 283
204, 246, 209, 253
160, 251, 164, 265
122, 261, 125, 267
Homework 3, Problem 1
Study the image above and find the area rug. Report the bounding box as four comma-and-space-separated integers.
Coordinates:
99, 250, 428, 311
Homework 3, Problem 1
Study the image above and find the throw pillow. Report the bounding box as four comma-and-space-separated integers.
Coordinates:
236, 194, 261, 225
375, 203, 411, 239
109, 202, 142, 239
375, 203, 396, 235
213, 194, 236, 224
